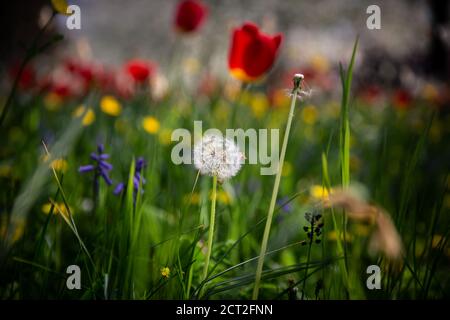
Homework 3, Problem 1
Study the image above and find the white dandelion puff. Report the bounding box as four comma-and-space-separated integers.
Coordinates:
193, 134, 244, 182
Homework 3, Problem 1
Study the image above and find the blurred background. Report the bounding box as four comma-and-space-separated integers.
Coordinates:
1, 0, 449, 84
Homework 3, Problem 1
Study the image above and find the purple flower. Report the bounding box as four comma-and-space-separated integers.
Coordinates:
277, 196, 293, 213
79, 144, 114, 201
113, 182, 125, 195
275, 196, 293, 224
114, 157, 147, 197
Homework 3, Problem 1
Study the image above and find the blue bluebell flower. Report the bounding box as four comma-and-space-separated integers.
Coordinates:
79, 144, 113, 201
114, 157, 147, 196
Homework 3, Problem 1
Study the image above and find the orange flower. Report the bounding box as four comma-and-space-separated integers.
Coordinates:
228, 22, 282, 82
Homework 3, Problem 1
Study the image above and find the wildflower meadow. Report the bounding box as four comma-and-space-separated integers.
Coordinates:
0, 0, 449, 304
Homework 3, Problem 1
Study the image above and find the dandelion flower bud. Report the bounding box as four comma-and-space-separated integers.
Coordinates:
193, 134, 244, 182
293, 73, 304, 90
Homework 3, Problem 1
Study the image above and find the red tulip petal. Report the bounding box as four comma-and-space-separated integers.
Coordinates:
228, 22, 283, 82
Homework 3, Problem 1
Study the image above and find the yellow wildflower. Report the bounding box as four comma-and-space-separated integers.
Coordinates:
327, 231, 353, 243
160, 267, 170, 279
142, 116, 160, 134
250, 93, 269, 119
50, 159, 68, 172
185, 192, 201, 205
51, 0, 70, 15
42, 202, 72, 217
73, 105, 95, 126
44, 93, 63, 111
100, 95, 122, 116
353, 224, 371, 237
8, 219, 26, 244
301, 105, 318, 125
212, 190, 232, 205
310, 185, 332, 201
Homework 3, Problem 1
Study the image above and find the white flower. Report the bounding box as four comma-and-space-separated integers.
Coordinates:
193, 134, 244, 182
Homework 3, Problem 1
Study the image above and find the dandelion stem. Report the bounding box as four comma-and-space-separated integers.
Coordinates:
252, 75, 301, 300
202, 175, 218, 286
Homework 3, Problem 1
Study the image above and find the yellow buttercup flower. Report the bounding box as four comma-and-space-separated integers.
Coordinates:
100, 95, 122, 117
142, 116, 160, 134
301, 105, 318, 125
211, 190, 232, 205
160, 267, 170, 279
51, 0, 70, 15
7, 219, 26, 244
184, 192, 201, 205
42, 202, 73, 219
44, 93, 63, 111
327, 231, 352, 243
354, 224, 371, 237
73, 105, 95, 126
50, 159, 68, 172
250, 93, 269, 119
310, 185, 332, 201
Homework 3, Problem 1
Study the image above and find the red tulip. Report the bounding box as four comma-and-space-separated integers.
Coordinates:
228, 22, 282, 82
9, 63, 35, 90
124, 59, 156, 83
392, 89, 412, 110
174, 0, 208, 33
65, 59, 95, 84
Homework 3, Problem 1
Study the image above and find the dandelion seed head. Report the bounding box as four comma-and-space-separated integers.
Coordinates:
193, 134, 244, 182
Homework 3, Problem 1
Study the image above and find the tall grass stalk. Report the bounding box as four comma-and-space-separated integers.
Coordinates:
337, 38, 358, 297
252, 74, 302, 300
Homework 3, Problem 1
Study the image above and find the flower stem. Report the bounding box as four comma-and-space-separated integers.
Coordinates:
252, 78, 300, 300
202, 175, 218, 285
301, 222, 314, 300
